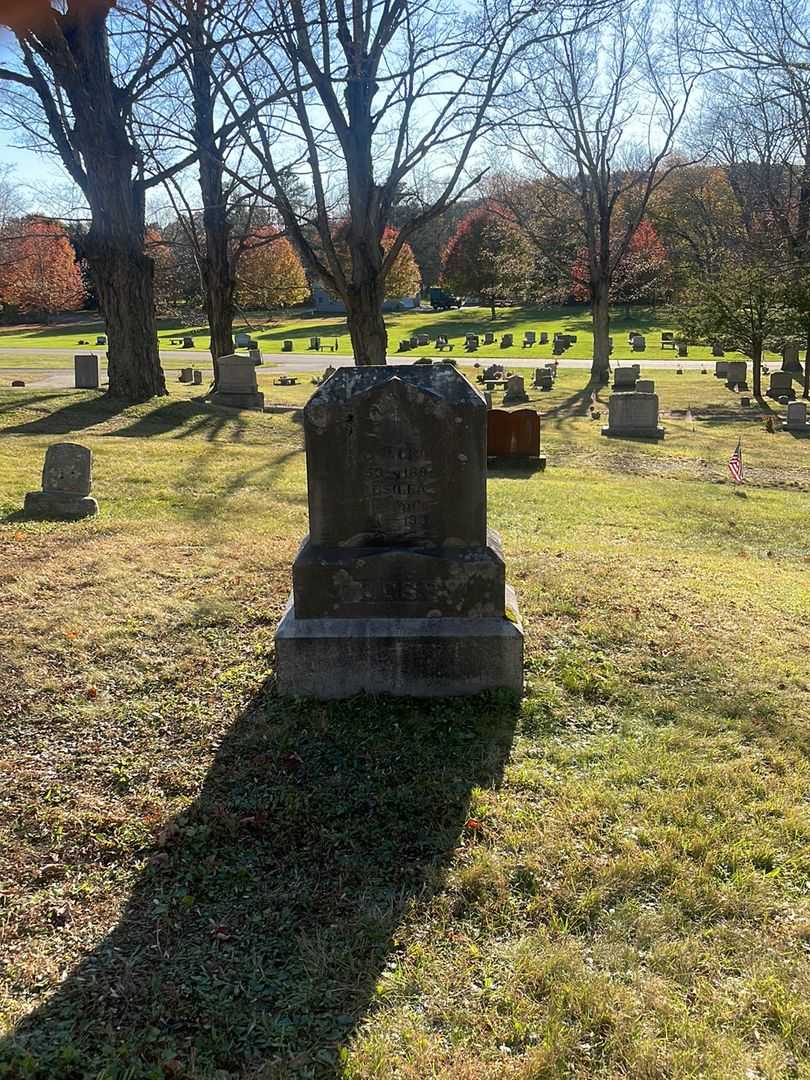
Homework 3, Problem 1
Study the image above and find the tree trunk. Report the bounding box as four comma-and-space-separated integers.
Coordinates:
752, 339, 763, 398
490, 295, 496, 320
90, 240, 165, 401
804, 328, 810, 399
590, 277, 611, 381
346, 280, 388, 365
189, 5, 234, 389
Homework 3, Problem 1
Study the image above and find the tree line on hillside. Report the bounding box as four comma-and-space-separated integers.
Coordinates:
0, 0, 807, 402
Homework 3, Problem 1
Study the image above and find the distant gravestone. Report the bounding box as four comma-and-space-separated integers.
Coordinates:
74, 353, 99, 390
209, 354, 265, 410
725, 361, 748, 389
540, 331, 549, 344
323, 365, 337, 380
483, 363, 503, 381
503, 374, 529, 404
602, 380, 664, 439
768, 370, 795, 400
613, 364, 640, 391
182, 336, 194, 349
193, 370, 203, 386
533, 367, 553, 390
235, 331, 251, 348
282, 340, 293, 352
712, 343, 725, 357
715, 360, 729, 379
632, 335, 646, 352
24, 443, 98, 520
179, 367, 194, 383
249, 347, 263, 366
783, 401, 809, 432
501, 333, 513, 348
274, 365, 523, 697
782, 342, 802, 372
487, 408, 545, 467
678, 342, 688, 357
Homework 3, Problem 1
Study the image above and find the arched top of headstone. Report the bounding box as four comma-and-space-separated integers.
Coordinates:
42, 443, 92, 496
304, 364, 485, 414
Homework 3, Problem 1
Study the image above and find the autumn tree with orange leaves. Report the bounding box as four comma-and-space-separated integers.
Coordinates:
0, 216, 84, 318
237, 231, 310, 309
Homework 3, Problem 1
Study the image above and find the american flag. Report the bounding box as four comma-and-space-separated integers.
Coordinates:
728, 439, 744, 484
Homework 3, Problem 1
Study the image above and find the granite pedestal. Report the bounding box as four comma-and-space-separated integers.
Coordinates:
209, 354, 265, 410
602, 380, 664, 439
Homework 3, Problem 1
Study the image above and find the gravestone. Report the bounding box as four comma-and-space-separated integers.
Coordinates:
484, 390, 493, 409
74, 353, 99, 390
678, 342, 688, 357
282, 340, 293, 351
483, 363, 503, 381
487, 408, 545, 467
533, 367, 553, 390
602, 379, 664, 439
193, 370, 203, 386
613, 364, 640, 391
182, 336, 194, 349
540, 331, 549, 344
501, 334, 513, 348
209, 354, 265, 410
274, 365, 523, 697
783, 401, 809, 432
235, 331, 251, 348
24, 443, 98, 520
483, 331, 495, 345
95, 335, 107, 346
179, 367, 193, 383
725, 361, 748, 389
768, 370, 795, 400
249, 347, 263, 366
465, 334, 479, 351
523, 331, 536, 346
632, 335, 646, 352
715, 360, 729, 379
712, 343, 725, 357
783, 343, 802, 372
503, 374, 529, 404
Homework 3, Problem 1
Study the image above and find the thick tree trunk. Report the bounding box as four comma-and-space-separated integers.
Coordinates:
490, 295, 496, 320
590, 278, 611, 381
90, 241, 165, 401
804, 328, 810, 399
346, 281, 388, 365
206, 266, 235, 388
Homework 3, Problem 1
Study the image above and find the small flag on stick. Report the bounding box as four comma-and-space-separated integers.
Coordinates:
728, 438, 744, 484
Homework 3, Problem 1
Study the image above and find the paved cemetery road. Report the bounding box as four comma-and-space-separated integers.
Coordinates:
0, 351, 728, 389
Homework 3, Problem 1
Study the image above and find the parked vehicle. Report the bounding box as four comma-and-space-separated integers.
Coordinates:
429, 286, 462, 310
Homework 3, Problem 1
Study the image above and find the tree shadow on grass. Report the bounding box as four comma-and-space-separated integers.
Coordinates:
0, 687, 516, 1080
1, 394, 132, 437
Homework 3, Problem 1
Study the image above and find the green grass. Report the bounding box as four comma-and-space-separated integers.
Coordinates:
1, 372, 809, 1079
0, 304, 768, 367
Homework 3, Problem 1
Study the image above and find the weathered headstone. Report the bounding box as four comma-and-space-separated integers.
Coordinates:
487, 408, 545, 467
712, 343, 725, 357
768, 370, 795, 399
95, 335, 107, 346
782, 342, 802, 372
678, 341, 688, 357
523, 331, 536, 346
235, 331, 251, 348
274, 365, 523, 697
179, 367, 194, 383
503, 374, 529, 405
24, 443, 98, 520
74, 353, 99, 390
725, 361, 748, 389
282, 339, 293, 352
182, 336, 194, 349
501, 333, 513, 348
540, 331, 549, 344
612, 364, 640, 391
783, 401, 809, 432
533, 367, 553, 390
483, 331, 495, 345
249, 347, 263, 366
715, 360, 729, 379
209, 354, 265, 410
323, 364, 336, 380
193, 370, 203, 386
632, 334, 646, 352
602, 380, 664, 439
483, 363, 503, 381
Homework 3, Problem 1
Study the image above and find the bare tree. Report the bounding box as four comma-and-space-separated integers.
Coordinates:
691, 0, 810, 395
0, 1, 193, 400
494, 0, 699, 380
213, 0, 604, 365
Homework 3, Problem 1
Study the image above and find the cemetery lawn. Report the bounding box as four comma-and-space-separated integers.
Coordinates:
1, 372, 809, 1079
0, 304, 768, 366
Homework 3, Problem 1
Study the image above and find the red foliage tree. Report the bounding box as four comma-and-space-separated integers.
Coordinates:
0, 215, 85, 317
441, 207, 530, 318
571, 219, 670, 310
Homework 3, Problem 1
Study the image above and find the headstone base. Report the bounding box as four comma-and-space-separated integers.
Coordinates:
275, 587, 524, 698
24, 491, 98, 520
601, 425, 665, 440
209, 389, 265, 410
725, 381, 749, 391
488, 453, 547, 469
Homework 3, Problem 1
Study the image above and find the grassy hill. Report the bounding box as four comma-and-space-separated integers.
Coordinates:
1, 370, 809, 1078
